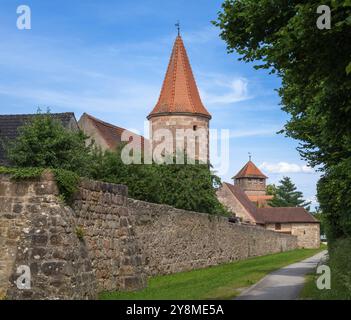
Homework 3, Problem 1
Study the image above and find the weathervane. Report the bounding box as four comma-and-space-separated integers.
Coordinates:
175, 20, 180, 36
248, 152, 252, 161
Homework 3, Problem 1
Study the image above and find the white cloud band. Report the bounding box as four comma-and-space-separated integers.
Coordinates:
259, 162, 314, 174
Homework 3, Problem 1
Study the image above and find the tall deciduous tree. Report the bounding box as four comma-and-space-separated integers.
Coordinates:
268, 177, 311, 210
214, 0, 351, 241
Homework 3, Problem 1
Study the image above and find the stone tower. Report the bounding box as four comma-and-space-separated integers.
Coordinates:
233, 160, 273, 206
147, 35, 211, 163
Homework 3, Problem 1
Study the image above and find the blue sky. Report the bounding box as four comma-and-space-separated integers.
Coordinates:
0, 0, 320, 208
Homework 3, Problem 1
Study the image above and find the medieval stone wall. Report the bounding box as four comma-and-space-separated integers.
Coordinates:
0, 173, 96, 300
0, 174, 146, 300
71, 180, 146, 293
128, 199, 298, 276
265, 223, 320, 249
1, 173, 300, 300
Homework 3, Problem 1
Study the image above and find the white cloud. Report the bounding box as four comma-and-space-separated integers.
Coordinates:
259, 162, 314, 174
200, 77, 251, 105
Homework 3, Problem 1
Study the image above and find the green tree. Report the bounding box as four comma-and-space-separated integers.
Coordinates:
312, 207, 326, 236
6, 112, 93, 176
213, 0, 351, 241
90, 146, 228, 216
268, 177, 311, 210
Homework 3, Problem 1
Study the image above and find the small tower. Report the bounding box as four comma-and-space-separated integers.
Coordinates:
147, 34, 211, 162
233, 160, 268, 197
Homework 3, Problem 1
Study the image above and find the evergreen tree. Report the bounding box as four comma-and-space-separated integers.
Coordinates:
268, 177, 311, 211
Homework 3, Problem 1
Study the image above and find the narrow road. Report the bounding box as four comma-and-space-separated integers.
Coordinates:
236, 250, 328, 300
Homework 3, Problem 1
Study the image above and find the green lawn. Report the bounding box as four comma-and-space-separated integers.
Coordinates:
100, 246, 325, 300
300, 273, 326, 300
300, 250, 351, 300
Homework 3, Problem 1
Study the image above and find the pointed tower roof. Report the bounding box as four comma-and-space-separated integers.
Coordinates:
148, 35, 211, 120
233, 161, 268, 179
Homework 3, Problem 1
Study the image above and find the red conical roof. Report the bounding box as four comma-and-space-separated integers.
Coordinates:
148, 35, 211, 119
233, 161, 268, 179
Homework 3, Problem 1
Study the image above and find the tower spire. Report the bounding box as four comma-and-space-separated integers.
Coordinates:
147, 34, 211, 119
175, 20, 180, 36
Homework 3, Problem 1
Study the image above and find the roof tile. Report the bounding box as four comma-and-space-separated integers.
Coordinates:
148, 36, 211, 119
233, 161, 268, 179
224, 182, 318, 224
259, 207, 318, 223
83, 113, 147, 150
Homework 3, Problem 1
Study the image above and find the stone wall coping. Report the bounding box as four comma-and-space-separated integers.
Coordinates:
79, 178, 128, 196
0, 170, 56, 182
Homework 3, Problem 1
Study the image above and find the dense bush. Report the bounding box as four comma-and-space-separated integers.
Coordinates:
5, 112, 94, 177
317, 159, 351, 241
327, 238, 351, 299
90, 147, 229, 216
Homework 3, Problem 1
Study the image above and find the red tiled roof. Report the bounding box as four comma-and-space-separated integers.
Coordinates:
148, 36, 211, 119
224, 182, 318, 224
224, 183, 265, 224
83, 113, 147, 150
259, 207, 318, 223
233, 161, 268, 179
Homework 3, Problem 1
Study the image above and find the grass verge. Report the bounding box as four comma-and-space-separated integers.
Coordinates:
300, 239, 351, 300
100, 246, 325, 300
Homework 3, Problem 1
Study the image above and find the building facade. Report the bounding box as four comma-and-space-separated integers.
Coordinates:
78, 113, 146, 152
217, 160, 320, 248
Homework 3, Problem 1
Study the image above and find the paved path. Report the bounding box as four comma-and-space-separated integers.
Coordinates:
236, 250, 328, 300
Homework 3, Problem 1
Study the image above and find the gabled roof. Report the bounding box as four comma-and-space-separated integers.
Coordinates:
259, 207, 318, 224
148, 35, 211, 119
233, 161, 268, 179
81, 113, 146, 150
224, 183, 264, 224
0, 113, 77, 165
224, 182, 318, 224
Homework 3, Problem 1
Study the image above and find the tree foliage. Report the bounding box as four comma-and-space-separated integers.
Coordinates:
89, 146, 228, 215
267, 177, 311, 210
4, 114, 227, 215
6, 112, 94, 177
214, 0, 351, 241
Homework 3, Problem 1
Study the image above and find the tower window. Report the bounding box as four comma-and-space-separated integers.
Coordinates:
193, 125, 197, 131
